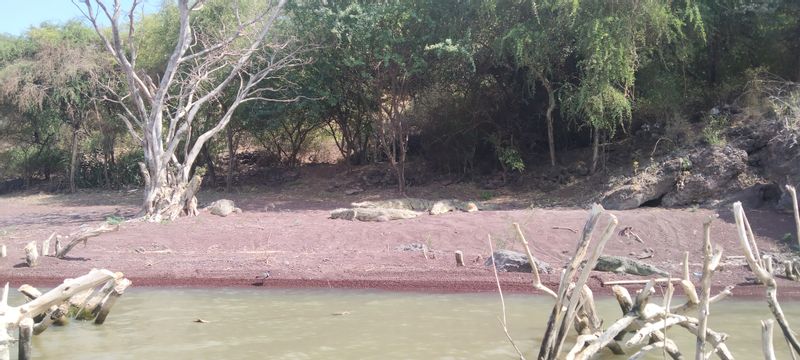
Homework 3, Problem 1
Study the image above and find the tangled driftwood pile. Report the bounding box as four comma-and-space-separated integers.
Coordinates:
0, 269, 131, 360
491, 191, 800, 359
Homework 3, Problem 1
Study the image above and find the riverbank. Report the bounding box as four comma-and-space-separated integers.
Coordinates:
1, 189, 798, 299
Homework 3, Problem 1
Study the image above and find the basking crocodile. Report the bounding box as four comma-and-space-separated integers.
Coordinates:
351, 198, 480, 215
330, 207, 421, 222
594, 255, 669, 277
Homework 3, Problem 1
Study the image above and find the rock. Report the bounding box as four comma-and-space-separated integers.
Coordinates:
330, 207, 421, 222
601, 158, 682, 210
662, 145, 748, 207
593, 255, 668, 277
484, 249, 552, 273
207, 199, 242, 217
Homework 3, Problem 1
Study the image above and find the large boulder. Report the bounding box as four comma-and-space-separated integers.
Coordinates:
207, 199, 242, 217
484, 249, 552, 273
601, 159, 682, 210
662, 145, 748, 207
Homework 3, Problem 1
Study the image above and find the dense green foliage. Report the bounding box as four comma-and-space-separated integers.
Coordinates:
0, 0, 798, 191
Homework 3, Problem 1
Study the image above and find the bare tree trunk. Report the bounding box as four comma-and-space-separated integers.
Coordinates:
69, 125, 79, 193
539, 73, 557, 167
201, 144, 216, 187
226, 125, 235, 193
590, 127, 600, 175
81, 0, 296, 220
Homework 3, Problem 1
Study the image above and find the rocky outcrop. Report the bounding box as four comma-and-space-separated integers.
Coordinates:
484, 249, 552, 273
662, 145, 748, 207
601, 144, 750, 210
601, 158, 683, 210
594, 255, 668, 277
207, 199, 242, 217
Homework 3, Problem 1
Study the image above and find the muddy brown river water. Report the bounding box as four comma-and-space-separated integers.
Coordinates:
11, 288, 800, 359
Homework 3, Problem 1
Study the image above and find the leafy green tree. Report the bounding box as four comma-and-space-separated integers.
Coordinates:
0, 21, 112, 191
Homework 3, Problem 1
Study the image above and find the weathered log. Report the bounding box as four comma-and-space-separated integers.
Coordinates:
94, 278, 132, 324
24, 241, 38, 267
55, 223, 119, 259
18, 317, 32, 360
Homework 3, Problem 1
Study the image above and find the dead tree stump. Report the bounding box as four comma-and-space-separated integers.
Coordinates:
455, 250, 465, 267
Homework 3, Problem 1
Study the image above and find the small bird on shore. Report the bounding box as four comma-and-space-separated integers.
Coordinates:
255, 271, 270, 286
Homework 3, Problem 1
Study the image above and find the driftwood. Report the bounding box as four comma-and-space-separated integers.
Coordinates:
513, 223, 557, 298
41, 232, 54, 257
17, 317, 32, 360
488, 235, 526, 360
0, 269, 131, 360
733, 201, 800, 355
55, 223, 119, 259
491, 204, 743, 360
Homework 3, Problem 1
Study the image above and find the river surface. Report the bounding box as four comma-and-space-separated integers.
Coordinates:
11, 288, 799, 359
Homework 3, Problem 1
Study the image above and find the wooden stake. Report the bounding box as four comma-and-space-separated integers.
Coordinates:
454, 250, 465, 267
24, 241, 38, 267
17, 317, 32, 360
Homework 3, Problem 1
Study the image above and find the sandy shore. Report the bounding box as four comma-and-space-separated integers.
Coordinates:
1, 190, 798, 299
